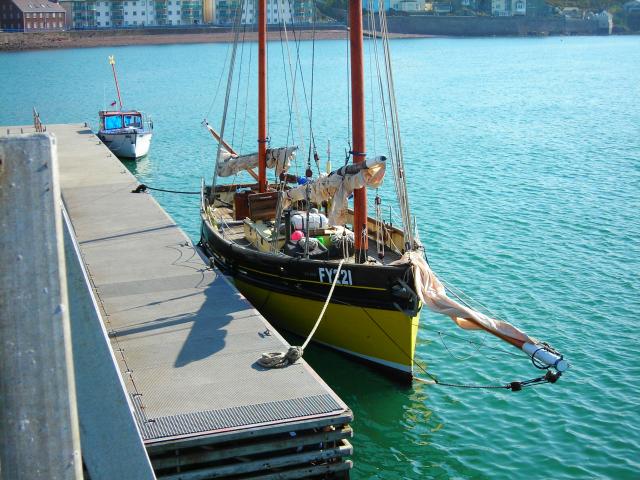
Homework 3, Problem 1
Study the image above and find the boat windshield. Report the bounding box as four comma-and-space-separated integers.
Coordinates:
103, 114, 142, 130
104, 115, 123, 130
123, 114, 142, 128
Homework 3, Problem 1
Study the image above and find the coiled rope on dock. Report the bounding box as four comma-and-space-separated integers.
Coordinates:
258, 259, 345, 369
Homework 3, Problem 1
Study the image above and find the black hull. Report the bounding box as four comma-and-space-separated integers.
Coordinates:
199, 219, 419, 315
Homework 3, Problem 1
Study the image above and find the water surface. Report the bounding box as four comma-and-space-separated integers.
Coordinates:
1, 35, 639, 479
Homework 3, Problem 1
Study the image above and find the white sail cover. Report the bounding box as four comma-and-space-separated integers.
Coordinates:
408, 251, 534, 346
217, 146, 297, 177
284, 156, 387, 225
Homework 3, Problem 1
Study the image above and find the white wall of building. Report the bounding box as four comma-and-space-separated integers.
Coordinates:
218, 0, 312, 25
91, 0, 192, 28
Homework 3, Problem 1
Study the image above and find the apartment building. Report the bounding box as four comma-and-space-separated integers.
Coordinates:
216, 0, 313, 25
60, 0, 203, 28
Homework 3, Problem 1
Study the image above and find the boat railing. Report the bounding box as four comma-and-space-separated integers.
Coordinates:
143, 116, 154, 131
33, 107, 46, 133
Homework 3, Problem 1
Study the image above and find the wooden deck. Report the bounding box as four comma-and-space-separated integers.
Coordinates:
209, 206, 403, 264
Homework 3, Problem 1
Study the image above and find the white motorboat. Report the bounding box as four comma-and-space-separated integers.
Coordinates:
98, 110, 153, 159
98, 55, 153, 159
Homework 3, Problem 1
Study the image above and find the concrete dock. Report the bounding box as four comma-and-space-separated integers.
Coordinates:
4, 124, 353, 478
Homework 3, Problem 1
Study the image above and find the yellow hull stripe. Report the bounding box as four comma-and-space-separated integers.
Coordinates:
235, 278, 421, 371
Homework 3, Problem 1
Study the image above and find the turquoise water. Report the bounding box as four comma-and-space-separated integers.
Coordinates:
2, 36, 639, 479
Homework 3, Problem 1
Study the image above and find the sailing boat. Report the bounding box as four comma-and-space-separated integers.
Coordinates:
199, 2, 567, 382
98, 56, 153, 159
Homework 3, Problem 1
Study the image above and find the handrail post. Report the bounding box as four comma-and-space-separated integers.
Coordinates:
0, 133, 83, 479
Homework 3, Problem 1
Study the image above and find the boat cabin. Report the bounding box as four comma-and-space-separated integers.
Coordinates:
99, 110, 144, 131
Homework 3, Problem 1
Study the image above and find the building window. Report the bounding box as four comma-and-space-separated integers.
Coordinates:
133, 11, 137, 15
105, 20, 109, 25
97, 11, 100, 15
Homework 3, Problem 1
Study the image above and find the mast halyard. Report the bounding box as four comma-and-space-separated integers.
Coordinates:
258, 0, 268, 193
349, 0, 368, 263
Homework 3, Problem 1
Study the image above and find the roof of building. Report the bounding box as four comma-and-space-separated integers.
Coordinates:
10, 0, 66, 14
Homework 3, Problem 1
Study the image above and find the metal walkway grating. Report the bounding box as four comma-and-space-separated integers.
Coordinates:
134, 393, 343, 441
51, 124, 351, 459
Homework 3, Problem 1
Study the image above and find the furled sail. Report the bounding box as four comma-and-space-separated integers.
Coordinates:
217, 146, 297, 178
408, 252, 567, 371
284, 156, 387, 225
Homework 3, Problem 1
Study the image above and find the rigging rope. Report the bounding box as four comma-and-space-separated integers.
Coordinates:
230, 24, 247, 146
289, 19, 320, 177
210, 3, 243, 195
280, 10, 307, 175
238, 23, 254, 155
258, 260, 345, 369
205, 41, 232, 119
355, 295, 561, 392
370, 3, 414, 251
345, 16, 351, 146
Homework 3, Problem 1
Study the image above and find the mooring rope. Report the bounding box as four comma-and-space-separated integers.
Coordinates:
131, 184, 200, 195
258, 259, 345, 369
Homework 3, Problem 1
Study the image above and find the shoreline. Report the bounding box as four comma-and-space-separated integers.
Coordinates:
1, 26, 633, 52
0, 29, 428, 52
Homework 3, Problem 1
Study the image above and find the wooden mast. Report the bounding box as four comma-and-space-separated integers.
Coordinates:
349, 0, 368, 263
258, 0, 267, 193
